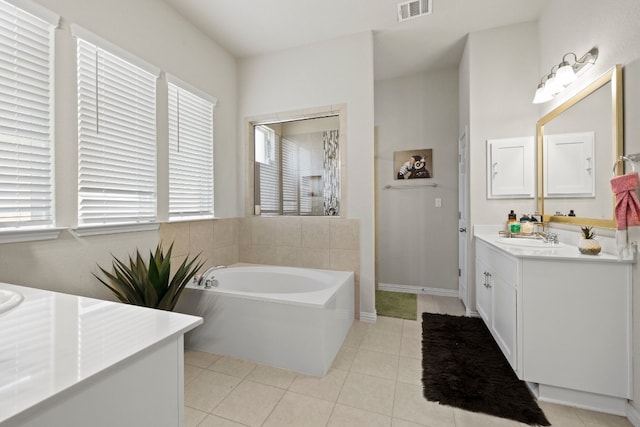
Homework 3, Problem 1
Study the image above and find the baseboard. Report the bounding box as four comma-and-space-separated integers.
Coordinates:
628, 402, 640, 427
378, 283, 459, 298
360, 311, 376, 323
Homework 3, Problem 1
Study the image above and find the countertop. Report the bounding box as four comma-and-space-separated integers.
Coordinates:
0, 283, 202, 424
475, 229, 635, 264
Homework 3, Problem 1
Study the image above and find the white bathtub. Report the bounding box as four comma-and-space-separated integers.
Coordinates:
174, 265, 354, 376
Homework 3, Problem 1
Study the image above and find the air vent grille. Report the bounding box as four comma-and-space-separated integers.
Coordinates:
397, 0, 432, 22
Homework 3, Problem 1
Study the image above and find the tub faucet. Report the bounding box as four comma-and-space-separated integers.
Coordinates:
194, 265, 226, 287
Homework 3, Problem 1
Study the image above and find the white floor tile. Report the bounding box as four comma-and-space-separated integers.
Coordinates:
262, 391, 334, 427
184, 370, 241, 413
327, 403, 392, 427
212, 380, 285, 426
351, 348, 399, 380
289, 368, 348, 402
337, 371, 396, 416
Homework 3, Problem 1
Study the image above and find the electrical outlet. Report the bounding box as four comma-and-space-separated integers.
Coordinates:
435, 197, 442, 208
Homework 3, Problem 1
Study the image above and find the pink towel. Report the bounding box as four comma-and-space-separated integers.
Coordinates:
611, 172, 640, 230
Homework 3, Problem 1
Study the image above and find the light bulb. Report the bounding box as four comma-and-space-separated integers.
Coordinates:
533, 83, 553, 104
556, 62, 577, 86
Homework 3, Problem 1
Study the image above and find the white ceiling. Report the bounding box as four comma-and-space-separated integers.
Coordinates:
163, 0, 549, 81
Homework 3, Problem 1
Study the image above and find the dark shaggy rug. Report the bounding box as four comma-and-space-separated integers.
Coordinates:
422, 313, 550, 426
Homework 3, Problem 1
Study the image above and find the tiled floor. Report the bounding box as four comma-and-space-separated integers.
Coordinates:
183, 295, 633, 427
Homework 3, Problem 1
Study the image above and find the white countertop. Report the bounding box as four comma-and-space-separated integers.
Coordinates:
474, 230, 634, 263
0, 283, 202, 424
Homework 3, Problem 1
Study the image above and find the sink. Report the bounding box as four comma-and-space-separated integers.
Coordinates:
0, 289, 24, 315
495, 237, 565, 248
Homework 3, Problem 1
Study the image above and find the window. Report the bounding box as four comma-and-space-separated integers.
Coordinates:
74, 26, 159, 231
0, 0, 58, 231
254, 125, 279, 214
168, 76, 216, 219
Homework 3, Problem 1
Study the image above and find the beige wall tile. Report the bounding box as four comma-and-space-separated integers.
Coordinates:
276, 218, 302, 247
159, 222, 190, 256
212, 245, 239, 267
330, 219, 359, 250
276, 246, 302, 267
252, 217, 277, 247
252, 246, 278, 265
300, 248, 332, 269
213, 218, 238, 248
189, 220, 214, 255
330, 249, 360, 273
238, 218, 252, 249
301, 218, 331, 248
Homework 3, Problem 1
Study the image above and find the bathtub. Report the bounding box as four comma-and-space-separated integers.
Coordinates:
174, 265, 354, 376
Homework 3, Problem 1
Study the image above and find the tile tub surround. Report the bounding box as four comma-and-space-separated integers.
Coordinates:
183, 294, 634, 427
160, 217, 361, 317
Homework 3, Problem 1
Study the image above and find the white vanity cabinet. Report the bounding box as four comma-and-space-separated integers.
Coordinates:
475, 239, 519, 373
474, 234, 633, 414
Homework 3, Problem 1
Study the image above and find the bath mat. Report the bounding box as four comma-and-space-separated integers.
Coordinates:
375, 290, 417, 320
422, 313, 550, 426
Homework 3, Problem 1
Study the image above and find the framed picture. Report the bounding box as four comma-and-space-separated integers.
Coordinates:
393, 149, 433, 180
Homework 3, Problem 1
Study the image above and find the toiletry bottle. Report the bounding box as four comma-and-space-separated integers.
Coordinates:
508, 210, 517, 222
521, 215, 533, 234
568, 210, 576, 217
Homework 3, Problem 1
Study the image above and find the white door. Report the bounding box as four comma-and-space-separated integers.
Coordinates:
458, 127, 469, 312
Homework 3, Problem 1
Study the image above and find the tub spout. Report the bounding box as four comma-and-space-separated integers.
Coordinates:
195, 265, 226, 286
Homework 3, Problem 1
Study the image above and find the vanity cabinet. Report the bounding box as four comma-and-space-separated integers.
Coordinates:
474, 235, 632, 413
475, 240, 518, 372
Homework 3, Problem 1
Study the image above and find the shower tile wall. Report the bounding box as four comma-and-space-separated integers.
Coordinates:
159, 217, 361, 317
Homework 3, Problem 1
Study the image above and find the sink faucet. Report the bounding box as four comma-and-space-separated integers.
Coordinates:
538, 231, 559, 244
194, 265, 226, 287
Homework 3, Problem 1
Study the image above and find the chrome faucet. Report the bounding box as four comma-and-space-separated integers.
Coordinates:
194, 265, 226, 287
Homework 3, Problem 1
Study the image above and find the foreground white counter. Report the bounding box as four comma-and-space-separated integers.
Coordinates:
0, 283, 202, 427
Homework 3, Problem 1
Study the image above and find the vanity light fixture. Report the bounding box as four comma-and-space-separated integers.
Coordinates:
532, 47, 599, 104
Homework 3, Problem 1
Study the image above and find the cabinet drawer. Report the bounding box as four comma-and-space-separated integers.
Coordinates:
476, 240, 518, 283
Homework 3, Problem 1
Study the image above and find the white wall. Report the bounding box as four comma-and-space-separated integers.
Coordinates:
238, 32, 376, 316
0, 0, 237, 299
537, 0, 640, 417
375, 68, 459, 292
466, 22, 541, 228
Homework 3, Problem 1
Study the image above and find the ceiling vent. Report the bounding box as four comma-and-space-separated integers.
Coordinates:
397, 0, 432, 22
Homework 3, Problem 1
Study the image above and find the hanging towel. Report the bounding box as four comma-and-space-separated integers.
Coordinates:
610, 172, 640, 258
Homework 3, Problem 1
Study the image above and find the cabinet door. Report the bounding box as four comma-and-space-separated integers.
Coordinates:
491, 273, 517, 370
475, 258, 491, 325
544, 131, 595, 197
486, 137, 535, 198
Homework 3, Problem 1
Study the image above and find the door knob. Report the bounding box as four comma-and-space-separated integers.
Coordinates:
459, 228, 467, 232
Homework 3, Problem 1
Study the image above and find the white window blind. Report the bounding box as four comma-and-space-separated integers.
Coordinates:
281, 138, 299, 215
168, 77, 215, 219
0, 0, 57, 228
255, 125, 279, 214
75, 35, 158, 227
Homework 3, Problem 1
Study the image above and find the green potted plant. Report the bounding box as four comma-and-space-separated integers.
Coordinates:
95, 242, 204, 311
578, 226, 602, 255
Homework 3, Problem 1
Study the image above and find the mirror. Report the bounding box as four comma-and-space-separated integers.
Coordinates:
253, 115, 340, 216
537, 65, 623, 228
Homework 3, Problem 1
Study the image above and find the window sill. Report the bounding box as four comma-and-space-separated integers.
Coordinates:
0, 227, 66, 244
167, 215, 216, 223
73, 222, 159, 237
